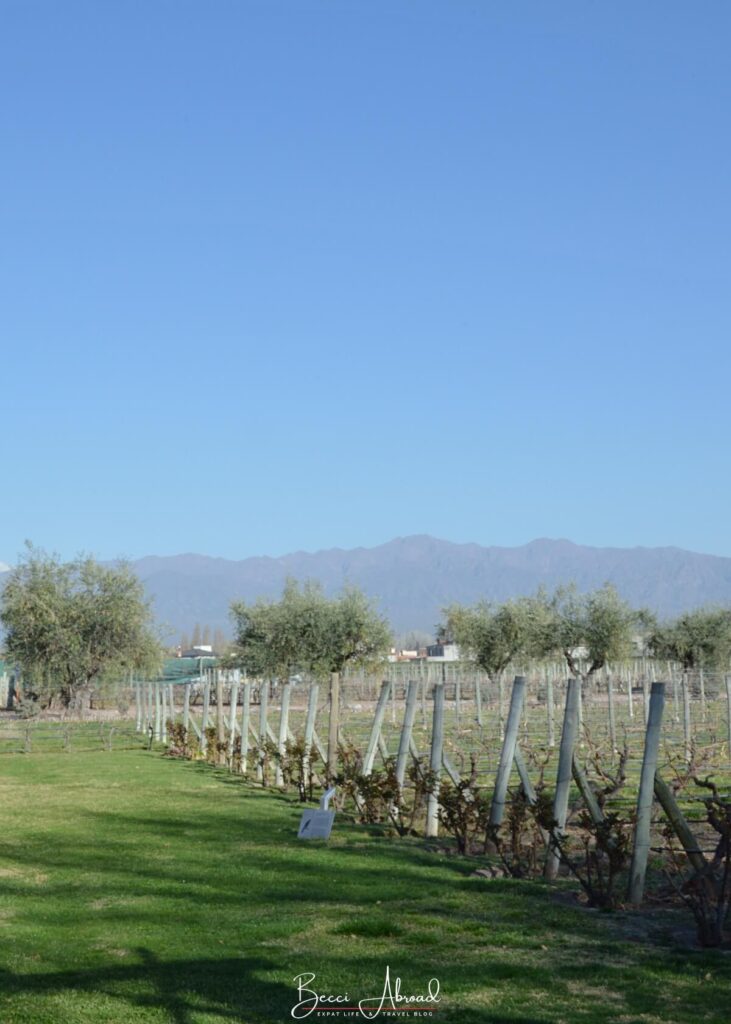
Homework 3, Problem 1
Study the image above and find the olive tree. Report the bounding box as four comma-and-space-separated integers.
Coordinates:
0, 545, 161, 710
532, 583, 640, 682
442, 599, 534, 679
231, 579, 391, 778
648, 608, 731, 671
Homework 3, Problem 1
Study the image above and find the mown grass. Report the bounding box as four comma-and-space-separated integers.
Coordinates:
0, 745, 730, 1024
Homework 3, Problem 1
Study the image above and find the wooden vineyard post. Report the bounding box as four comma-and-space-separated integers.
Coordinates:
275, 681, 291, 787
628, 681, 665, 905
544, 678, 580, 880
257, 680, 269, 782
425, 682, 445, 838
546, 673, 555, 749
396, 679, 419, 791
327, 672, 340, 783
303, 682, 319, 781
183, 682, 191, 734
240, 679, 251, 775
489, 676, 526, 828
363, 680, 391, 776
228, 671, 240, 766
607, 668, 617, 753
682, 672, 692, 763
200, 671, 211, 755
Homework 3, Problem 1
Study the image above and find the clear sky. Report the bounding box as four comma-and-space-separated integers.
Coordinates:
1, 1, 729, 564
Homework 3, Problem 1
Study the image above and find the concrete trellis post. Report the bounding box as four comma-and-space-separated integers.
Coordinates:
183, 682, 191, 733
474, 674, 483, 728
546, 674, 555, 748
607, 669, 617, 753
215, 670, 225, 755
682, 672, 692, 763
327, 672, 340, 782
200, 672, 211, 754
135, 681, 142, 732
628, 681, 665, 905
154, 683, 162, 742
396, 680, 419, 790
228, 671, 240, 764
425, 683, 445, 838
497, 674, 505, 741
489, 676, 526, 828
363, 680, 391, 776
544, 678, 580, 880
240, 679, 251, 775
726, 676, 731, 764
303, 682, 319, 779
275, 681, 291, 787
257, 680, 269, 782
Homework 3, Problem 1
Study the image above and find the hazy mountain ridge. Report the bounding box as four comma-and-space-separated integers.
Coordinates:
121, 536, 731, 640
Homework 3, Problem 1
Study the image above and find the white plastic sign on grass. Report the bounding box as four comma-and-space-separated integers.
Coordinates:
298, 786, 336, 840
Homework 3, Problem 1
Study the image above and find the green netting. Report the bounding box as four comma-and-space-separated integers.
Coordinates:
147, 657, 217, 685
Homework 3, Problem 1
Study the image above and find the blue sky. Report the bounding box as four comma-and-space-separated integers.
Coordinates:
1, 1, 729, 563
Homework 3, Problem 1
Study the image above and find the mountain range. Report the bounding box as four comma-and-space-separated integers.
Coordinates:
123, 536, 731, 641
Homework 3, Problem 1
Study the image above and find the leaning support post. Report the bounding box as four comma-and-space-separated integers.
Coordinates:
490, 676, 527, 828
363, 680, 391, 776
654, 772, 706, 874
425, 682, 445, 838
571, 755, 603, 826
396, 680, 419, 790
275, 681, 291, 787
628, 681, 666, 906
544, 678, 580, 880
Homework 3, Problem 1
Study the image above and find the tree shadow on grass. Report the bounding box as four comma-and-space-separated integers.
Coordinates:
0, 949, 291, 1024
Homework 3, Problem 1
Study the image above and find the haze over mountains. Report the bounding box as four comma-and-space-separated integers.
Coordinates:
124, 536, 731, 641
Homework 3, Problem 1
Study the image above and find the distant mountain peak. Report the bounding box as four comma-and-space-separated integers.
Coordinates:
127, 535, 731, 638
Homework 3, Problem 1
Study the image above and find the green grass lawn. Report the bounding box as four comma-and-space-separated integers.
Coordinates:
1, 747, 730, 1024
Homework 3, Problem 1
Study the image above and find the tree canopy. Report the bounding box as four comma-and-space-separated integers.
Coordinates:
442, 598, 535, 678
230, 579, 392, 680
0, 545, 161, 708
443, 584, 641, 680
648, 608, 731, 671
